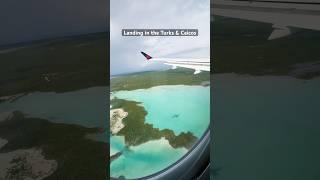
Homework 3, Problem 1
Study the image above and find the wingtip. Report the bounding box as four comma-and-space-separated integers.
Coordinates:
141, 51, 152, 60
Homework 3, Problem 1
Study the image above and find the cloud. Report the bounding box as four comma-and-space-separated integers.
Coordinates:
111, 0, 210, 75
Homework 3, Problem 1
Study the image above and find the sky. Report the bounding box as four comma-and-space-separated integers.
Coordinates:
0, 0, 107, 45
110, 0, 210, 75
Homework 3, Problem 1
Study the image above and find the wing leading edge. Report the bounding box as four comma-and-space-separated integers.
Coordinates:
141, 52, 210, 74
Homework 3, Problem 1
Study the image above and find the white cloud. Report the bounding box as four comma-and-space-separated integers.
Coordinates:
110, 0, 210, 75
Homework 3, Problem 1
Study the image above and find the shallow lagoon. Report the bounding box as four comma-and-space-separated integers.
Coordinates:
110, 137, 187, 179
113, 85, 210, 137
111, 85, 210, 179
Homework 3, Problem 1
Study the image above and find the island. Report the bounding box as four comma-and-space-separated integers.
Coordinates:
110, 97, 198, 150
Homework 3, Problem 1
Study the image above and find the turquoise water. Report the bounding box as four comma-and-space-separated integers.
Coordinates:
110, 137, 187, 179
113, 85, 210, 137
0, 85, 210, 179
110, 135, 126, 155
111, 85, 210, 179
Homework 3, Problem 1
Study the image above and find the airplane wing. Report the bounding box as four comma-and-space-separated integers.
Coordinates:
212, 0, 320, 39
141, 52, 210, 74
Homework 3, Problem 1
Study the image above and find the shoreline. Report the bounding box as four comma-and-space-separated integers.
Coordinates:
110, 69, 210, 92
112, 84, 210, 94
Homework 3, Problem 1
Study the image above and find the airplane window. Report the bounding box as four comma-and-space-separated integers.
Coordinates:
110, 0, 210, 179
110, 69, 210, 179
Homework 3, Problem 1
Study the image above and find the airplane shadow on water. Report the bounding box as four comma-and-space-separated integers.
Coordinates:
172, 114, 180, 118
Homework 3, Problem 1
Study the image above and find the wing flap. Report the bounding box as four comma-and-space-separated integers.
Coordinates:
164, 62, 210, 73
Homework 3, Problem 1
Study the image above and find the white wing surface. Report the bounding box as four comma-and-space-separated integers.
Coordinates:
141, 52, 210, 74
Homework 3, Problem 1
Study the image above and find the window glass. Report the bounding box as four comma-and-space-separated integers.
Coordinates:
110, 0, 210, 179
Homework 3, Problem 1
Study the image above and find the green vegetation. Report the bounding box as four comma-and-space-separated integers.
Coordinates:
213, 17, 320, 79
111, 68, 210, 91
111, 98, 197, 149
0, 111, 108, 179
110, 69, 208, 149
0, 33, 107, 96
